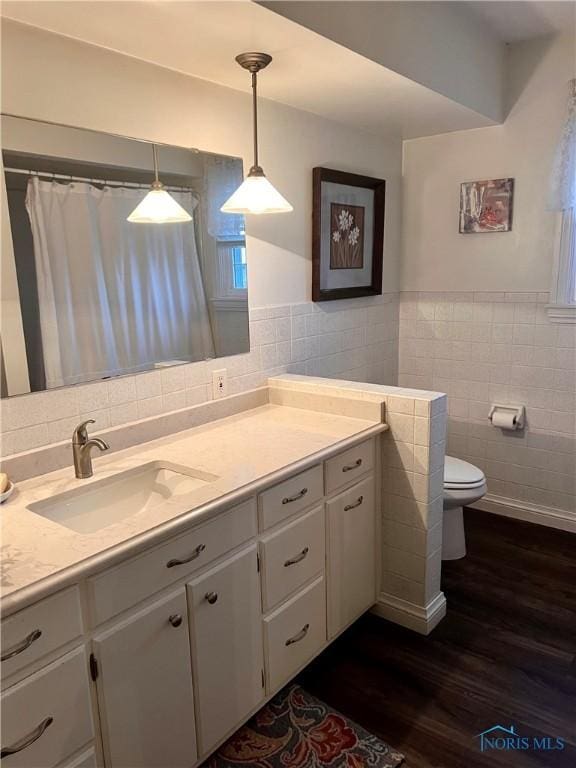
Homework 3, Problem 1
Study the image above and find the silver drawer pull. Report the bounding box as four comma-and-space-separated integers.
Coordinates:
205, 592, 218, 605
1, 629, 42, 662
285, 623, 310, 646
284, 547, 309, 567
166, 543, 206, 568
1, 716, 53, 758
342, 458, 362, 472
344, 495, 364, 512
282, 488, 308, 505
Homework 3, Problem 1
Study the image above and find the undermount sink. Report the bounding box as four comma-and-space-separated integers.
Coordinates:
28, 461, 219, 534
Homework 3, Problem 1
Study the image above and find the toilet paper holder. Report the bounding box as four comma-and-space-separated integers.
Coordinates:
488, 404, 525, 430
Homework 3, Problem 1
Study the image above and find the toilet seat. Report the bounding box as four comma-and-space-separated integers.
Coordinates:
444, 456, 485, 490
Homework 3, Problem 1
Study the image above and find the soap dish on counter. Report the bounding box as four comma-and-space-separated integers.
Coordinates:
1, 481, 15, 504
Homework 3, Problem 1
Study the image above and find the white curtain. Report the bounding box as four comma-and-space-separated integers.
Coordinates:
26, 177, 215, 389
549, 78, 576, 212
204, 154, 244, 239
549, 79, 576, 305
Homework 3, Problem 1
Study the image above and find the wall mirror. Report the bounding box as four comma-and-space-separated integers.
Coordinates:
1, 115, 249, 398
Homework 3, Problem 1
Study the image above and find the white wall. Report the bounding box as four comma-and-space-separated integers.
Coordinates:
401, 33, 575, 293
1, 20, 402, 307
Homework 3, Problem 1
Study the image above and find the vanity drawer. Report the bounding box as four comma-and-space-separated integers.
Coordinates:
260, 505, 325, 612
325, 439, 374, 495
258, 465, 323, 530
88, 498, 257, 625
0, 647, 94, 768
1, 587, 83, 686
264, 576, 326, 694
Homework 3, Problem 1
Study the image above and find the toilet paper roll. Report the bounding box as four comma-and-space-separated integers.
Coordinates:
491, 411, 517, 430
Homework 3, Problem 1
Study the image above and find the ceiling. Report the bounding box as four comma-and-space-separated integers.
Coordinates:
466, 1, 575, 42
0, 0, 497, 139
2, 1, 573, 138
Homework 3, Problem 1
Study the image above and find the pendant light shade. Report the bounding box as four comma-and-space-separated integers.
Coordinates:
127, 145, 192, 224
220, 169, 292, 215
221, 52, 293, 215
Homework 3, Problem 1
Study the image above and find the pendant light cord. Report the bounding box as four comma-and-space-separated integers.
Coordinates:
252, 71, 259, 170
152, 143, 160, 184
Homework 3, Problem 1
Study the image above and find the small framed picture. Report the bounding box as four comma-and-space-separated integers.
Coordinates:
459, 178, 514, 234
312, 167, 385, 301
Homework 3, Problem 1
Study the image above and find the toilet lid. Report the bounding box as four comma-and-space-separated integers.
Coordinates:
444, 456, 485, 489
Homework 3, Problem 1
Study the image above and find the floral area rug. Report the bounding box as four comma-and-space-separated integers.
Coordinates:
202, 684, 404, 768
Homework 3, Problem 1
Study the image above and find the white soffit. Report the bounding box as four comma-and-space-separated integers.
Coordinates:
465, 1, 576, 43
1, 0, 498, 139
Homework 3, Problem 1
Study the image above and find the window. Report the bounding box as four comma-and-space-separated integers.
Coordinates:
231, 244, 247, 290
216, 236, 247, 298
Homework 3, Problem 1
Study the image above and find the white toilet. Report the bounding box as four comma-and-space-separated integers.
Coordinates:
442, 456, 487, 560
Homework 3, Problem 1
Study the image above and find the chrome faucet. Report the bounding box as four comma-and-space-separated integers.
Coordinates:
72, 419, 110, 479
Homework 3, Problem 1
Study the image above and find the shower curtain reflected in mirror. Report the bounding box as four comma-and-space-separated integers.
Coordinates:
25, 176, 215, 389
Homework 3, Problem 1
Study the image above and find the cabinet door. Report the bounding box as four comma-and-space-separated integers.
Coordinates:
187, 545, 264, 756
93, 589, 196, 768
326, 476, 376, 638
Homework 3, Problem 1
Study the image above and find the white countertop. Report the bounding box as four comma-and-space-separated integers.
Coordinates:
1, 403, 384, 614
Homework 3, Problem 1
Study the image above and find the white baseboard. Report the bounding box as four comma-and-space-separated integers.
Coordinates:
472, 493, 576, 533
372, 591, 446, 635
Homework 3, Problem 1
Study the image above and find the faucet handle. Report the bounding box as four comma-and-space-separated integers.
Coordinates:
72, 419, 95, 445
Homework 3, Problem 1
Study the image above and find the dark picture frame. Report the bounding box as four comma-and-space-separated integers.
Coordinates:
312, 167, 385, 302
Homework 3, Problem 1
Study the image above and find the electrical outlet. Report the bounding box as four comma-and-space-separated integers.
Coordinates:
212, 369, 228, 399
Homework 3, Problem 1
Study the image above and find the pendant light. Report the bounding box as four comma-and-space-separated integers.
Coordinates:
127, 144, 192, 223
221, 52, 293, 215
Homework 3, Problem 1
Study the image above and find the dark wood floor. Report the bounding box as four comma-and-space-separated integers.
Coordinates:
298, 509, 576, 768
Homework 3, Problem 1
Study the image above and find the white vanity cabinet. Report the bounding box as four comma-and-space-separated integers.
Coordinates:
1, 436, 379, 768
187, 545, 264, 755
0, 648, 94, 768
0, 587, 94, 768
326, 475, 377, 638
92, 589, 197, 768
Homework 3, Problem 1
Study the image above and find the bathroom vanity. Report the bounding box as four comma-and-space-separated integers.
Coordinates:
0, 394, 387, 768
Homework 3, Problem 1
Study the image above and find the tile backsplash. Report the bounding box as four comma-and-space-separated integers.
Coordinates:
398, 291, 576, 516
0, 295, 399, 458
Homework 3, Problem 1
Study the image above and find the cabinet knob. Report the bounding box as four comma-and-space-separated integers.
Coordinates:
168, 614, 183, 627
205, 592, 218, 605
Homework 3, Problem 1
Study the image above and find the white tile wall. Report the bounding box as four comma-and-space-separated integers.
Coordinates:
0, 295, 399, 458
272, 374, 448, 618
381, 394, 447, 607
398, 291, 576, 515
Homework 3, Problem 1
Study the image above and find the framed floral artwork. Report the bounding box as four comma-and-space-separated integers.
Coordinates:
459, 178, 514, 233
312, 167, 386, 301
